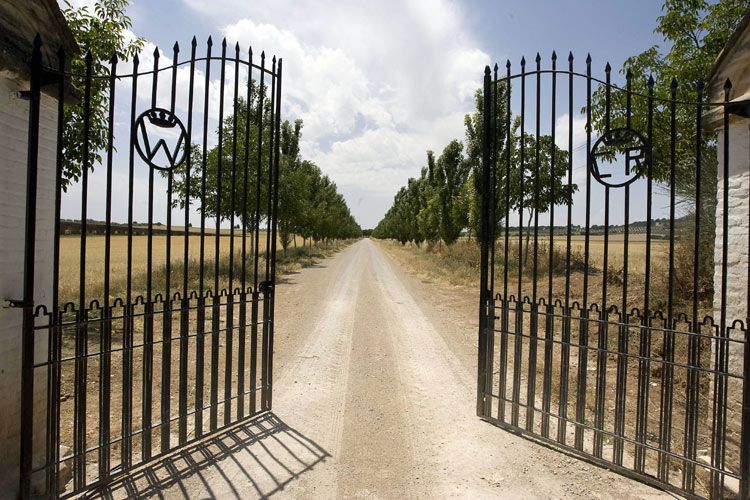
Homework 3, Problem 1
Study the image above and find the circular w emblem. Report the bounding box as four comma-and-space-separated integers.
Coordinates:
134, 108, 188, 171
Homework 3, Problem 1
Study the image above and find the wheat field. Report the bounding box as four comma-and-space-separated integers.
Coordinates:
58, 232, 299, 304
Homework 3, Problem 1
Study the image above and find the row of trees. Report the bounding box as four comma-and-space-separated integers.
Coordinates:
170, 87, 361, 250
62, 0, 360, 250
373, 86, 574, 254
375, 0, 749, 252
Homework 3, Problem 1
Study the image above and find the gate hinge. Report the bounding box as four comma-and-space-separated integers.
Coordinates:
4, 298, 33, 309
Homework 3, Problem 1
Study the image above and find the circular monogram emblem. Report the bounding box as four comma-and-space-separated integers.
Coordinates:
134, 108, 187, 171
589, 128, 650, 188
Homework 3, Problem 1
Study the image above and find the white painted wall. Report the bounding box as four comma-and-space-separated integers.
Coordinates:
0, 69, 58, 496
711, 117, 748, 485
713, 117, 749, 334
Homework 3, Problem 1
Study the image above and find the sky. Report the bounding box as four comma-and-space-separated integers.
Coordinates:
60, 0, 669, 229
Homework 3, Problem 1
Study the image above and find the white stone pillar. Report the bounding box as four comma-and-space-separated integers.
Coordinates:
0, 71, 58, 496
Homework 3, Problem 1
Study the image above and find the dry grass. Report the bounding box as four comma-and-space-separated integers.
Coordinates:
49, 237, 354, 491
58, 233, 321, 305
376, 235, 739, 497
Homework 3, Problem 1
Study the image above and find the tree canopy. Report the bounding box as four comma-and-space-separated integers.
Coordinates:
374, 84, 575, 247
61, 0, 145, 190
170, 86, 360, 249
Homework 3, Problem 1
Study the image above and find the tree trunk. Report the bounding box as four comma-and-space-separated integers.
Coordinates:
523, 209, 534, 269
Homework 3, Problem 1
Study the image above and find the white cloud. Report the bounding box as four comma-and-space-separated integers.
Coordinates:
182, 0, 490, 228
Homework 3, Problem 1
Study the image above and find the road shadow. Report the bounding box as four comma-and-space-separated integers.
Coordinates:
85, 413, 329, 499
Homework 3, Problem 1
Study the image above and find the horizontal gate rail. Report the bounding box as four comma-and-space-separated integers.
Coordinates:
20, 35, 282, 497
477, 53, 749, 499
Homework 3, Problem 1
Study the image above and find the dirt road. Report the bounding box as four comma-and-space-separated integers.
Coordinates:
99, 239, 669, 499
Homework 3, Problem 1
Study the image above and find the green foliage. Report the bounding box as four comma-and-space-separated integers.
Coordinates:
170, 87, 359, 248
587, 0, 747, 296
374, 84, 575, 247
436, 140, 470, 244
61, 0, 145, 190
589, 0, 748, 228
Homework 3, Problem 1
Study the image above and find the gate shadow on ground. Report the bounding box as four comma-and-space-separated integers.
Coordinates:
85, 413, 329, 499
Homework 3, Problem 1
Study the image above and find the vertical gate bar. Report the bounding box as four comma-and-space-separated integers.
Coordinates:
594, 63, 612, 459
614, 68, 634, 467
142, 46, 159, 462
99, 52, 118, 480
512, 57, 526, 428
47, 45, 66, 496
238, 46, 253, 420
741, 327, 750, 498
635, 75, 655, 473
526, 54, 542, 432
682, 79, 703, 494
224, 42, 241, 426
497, 60, 512, 423
211, 39, 227, 432
267, 58, 283, 411
542, 51, 557, 439
477, 65, 492, 417
19, 35, 42, 499
123, 51, 139, 470
710, 80, 732, 497
658, 77, 678, 482
261, 57, 277, 411
488, 63, 499, 417
747, 115, 750, 500
74, 50, 93, 488
160, 42, 180, 452
483, 63, 498, 419
178, 37, 197, 445
196, 37, 212, 438
558, 52, 574, 445
574, 54, 593, 452
251, 53, 266, 415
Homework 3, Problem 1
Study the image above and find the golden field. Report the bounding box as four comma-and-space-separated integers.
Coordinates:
58, 232, 307, 304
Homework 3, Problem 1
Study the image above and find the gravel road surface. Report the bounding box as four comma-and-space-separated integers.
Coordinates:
98, 239, 671, 499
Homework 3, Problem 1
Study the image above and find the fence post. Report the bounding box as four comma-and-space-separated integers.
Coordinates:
19, 34, 43, 499
476, 66, 492, 417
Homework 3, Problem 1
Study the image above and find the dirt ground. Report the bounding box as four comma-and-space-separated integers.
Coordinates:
93, 239, 671, 499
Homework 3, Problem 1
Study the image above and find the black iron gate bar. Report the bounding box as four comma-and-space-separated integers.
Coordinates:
476, 53, 750, 499
19, 35, 282, 498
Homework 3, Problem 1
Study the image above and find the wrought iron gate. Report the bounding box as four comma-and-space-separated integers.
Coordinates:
18, 35, 282, 497
476, 55, 749, 499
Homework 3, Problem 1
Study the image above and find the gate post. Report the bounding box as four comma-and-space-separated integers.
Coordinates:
476, 65, 492, 418
19, 35, 42, 499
